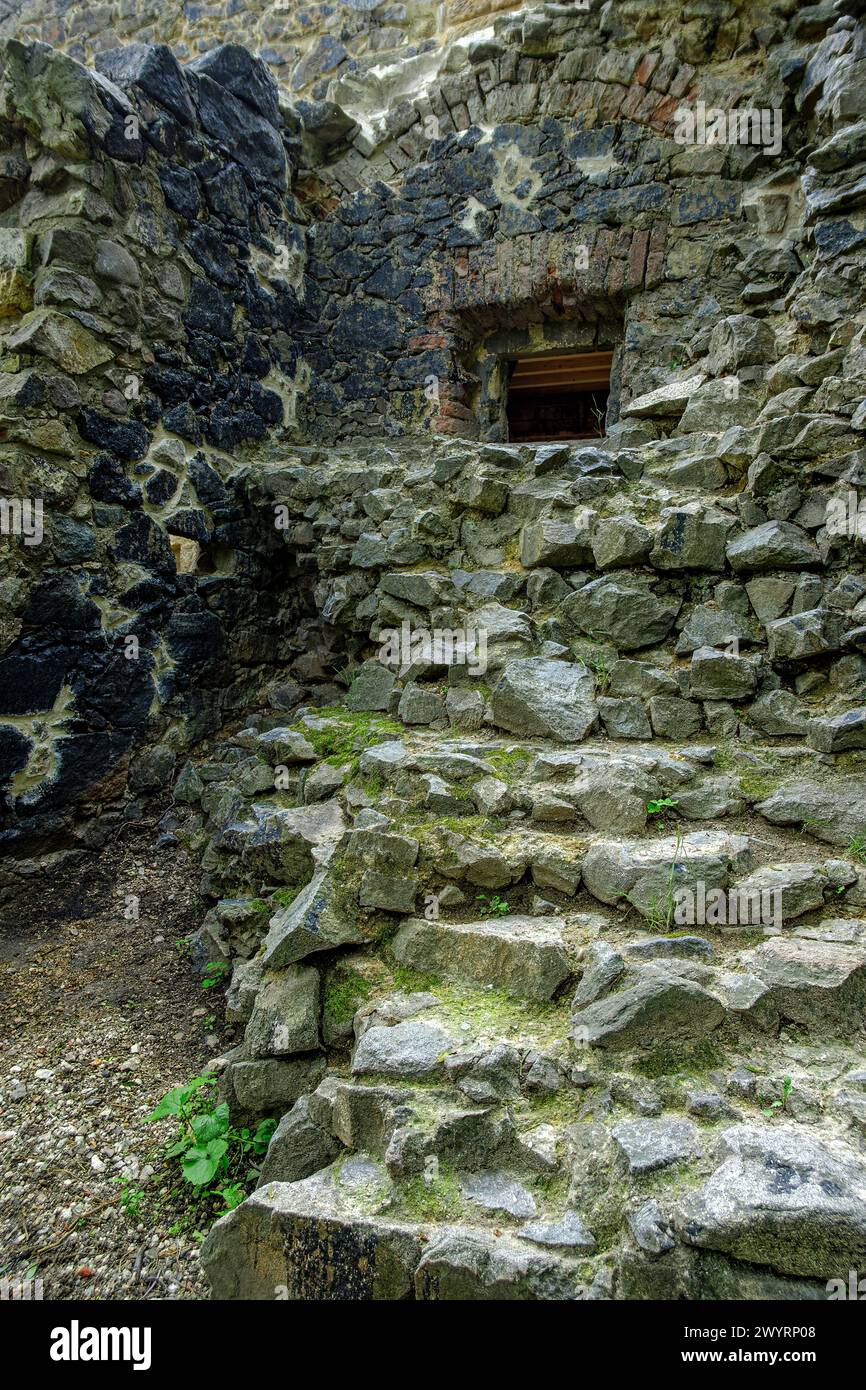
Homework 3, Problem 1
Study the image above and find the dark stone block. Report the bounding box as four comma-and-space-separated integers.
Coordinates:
0, 725, 31, 790
88, 453, 143, 507
190, 72, 286, 190
183, 279, 235, 339
188, 224, 241, 287
188, 453, 229, 505
144, 365, 200, 405
78, 409, 151, 461
205, 402, 268, 448
0, 648, 67, 716
24, 576, 102, 633
44, 731, 133, 809
145, 469, 178, 507
119, 578, 174, 616
330, 300, 402, 353
167, 508, 211, 542
51, 517, 98, 564
96, 44, 195, 126
241, 335, 271, 378
166, 609, 225, 666
72, 646, 156, 733
163, 402, 203, 444
249, 382, 284, 424
97, 106, 146, 164
110, 512, 176, 577
159, 164, 201, 220
202, 162, 250, 222
189, 44, 281, 128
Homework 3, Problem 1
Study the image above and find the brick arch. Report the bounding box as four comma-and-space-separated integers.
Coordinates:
421, 225, 666, 438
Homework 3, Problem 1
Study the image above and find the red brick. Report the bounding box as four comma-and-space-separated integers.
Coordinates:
651, 93, 682, 133
636, 52, 660, 85
628, 229, 650, 288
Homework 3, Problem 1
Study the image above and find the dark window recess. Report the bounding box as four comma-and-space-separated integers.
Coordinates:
506, 351, 612, 442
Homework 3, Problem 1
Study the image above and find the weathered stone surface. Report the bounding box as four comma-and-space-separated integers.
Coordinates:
345, 660, 397, 712
676, 1124, 866, 1279
257, 1096, 342, 1187
739, 937, 866, 1027
415, 1228, 581, 1300
707, 315, 775, 375
572, 968, 726, 1050
748, 690, 809, 736
463, 1171, 537, 1218
490, 659, 596, 741
651, 504, 732, 572
240, 800, 346, 883
727, 521, 819, 573
228, 1056, 326, 1115
562, 578, 679, 650
352, 1020, 456, 1079
756, 779, 866, 847
808, 709, 866, 753
613, 1117, 702, 1173
622, 375, 704, 419
6, 308, 113, 373
203, 1159, 421, 1298
262, 867, 367, 968
689, 647, 757, 700
591, 516, 652, 570
731, 863, 826, 921
572, 941, 625, 1008
598, 696, 652, 740
582, 831, 752, 917
391, 915, 576, 1001
520, 514, 594, 568
767, 608, 844, 663
244, 965, 321, 1057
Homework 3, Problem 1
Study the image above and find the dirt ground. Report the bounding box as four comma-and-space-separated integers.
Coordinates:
0, 824, 227, 1301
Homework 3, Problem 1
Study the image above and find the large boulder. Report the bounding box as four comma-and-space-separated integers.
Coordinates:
561, 578, 679, 650
675, 1124, 866, 1279
756, 778, 866, 846
391, 915, 577, 1002
490, 659, 597, 741
261, 866, 367, 968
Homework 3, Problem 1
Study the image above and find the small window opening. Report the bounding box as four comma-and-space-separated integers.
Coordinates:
506, 350, 612, 442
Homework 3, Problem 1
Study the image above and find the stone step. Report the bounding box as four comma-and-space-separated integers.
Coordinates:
201, 1154, 596, 1300
390, 913, 583, 1001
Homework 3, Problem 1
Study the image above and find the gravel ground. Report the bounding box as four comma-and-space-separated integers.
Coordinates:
0, 826, 228, 1301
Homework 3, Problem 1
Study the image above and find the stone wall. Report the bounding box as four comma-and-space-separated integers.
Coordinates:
0, 39, 311, 864
3, 0, 866, 861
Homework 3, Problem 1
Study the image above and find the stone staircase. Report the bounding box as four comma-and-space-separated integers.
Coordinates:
169, 430, 866, 1299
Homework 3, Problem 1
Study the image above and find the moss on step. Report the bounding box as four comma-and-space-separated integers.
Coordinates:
382, 960, 569, 1046
481, 747, 531, 780
324, 965, 375, 1027
288, 707, 403, 777
632, 1038, 727, 1081
396, 1166, 464, 1223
